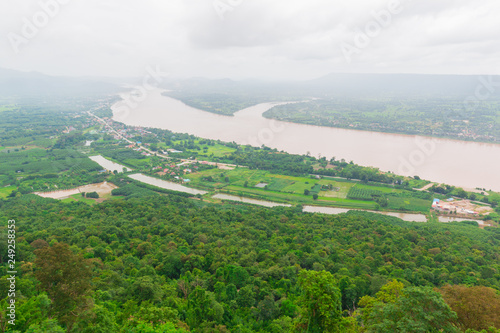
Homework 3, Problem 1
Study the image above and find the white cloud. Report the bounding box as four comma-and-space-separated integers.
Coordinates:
0, 0, 499, 79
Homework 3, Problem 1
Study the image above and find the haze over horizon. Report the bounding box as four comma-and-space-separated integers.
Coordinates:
1, 0, 500, 80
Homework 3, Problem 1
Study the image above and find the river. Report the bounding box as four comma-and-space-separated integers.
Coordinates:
213, 194, 292, 208
112, 88, 500, 191
302, 206, 428, 222
128, 173, 207, 196
89, 155, 133, 172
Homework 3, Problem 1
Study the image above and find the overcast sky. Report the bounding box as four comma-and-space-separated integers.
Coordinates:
1, 0, 500, 80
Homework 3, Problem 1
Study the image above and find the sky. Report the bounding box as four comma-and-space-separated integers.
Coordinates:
1, 0, 500, 80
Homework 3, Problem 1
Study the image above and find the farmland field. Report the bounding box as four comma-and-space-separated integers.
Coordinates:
185, 166, 433, 212
197, 142, 236, 157
0, 186, 16, 198
0, 105, 18, 112
347, 186, 384, 200
387, 196, 432, 213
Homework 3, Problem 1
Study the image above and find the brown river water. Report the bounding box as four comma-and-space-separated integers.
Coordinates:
112, 89, 500, 192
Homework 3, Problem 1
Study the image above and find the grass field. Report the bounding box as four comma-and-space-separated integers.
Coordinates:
222, 185, 378, 209
0, 105, 18, 112
0, 186, 16, 198
189, 168, 358, 196
197, 143, 236, 158
29, 138, 57, 149
354, 183, 402, 194
123, 158, 150, 168
61, 193, 115, 205
70, 193, 99, 205
0, 147, 25, 153
387, 196, 431, 213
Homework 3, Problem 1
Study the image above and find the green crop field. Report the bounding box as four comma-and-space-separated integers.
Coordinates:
0, 105, 18, 112
266, 178, 295, 191
321, 182, 354, 199
197, 143, 236, 157
354, 183, 401, 194
187, 167, 422, 210
347, 186, 384, 200
222, 184, 379, 209
315, 196, 378, 209
310, 184, 322, 194
387, 196, 431, 213
225, 185, 311, 203
0, 186, 16, 198
69, 193, 99, 205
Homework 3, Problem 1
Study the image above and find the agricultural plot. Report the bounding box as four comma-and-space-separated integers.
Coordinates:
196, 169, 276, 188
225, 185, 312, 204
321, 182, 354, 199
197, 143, 236, 157
0, 186, 16, 198
354, 183, 401, 194
387, 196, 431, 213
278, 177, 331, 194
347, 186, 384, 200
316, 196, 378, 209
186, 164, 434, 212
310, 184, 322, 194
0, 148, 102, 175
29, 138, 57, 148
61, 194, 98, 205
0, 105, 18, 112
123, 158, 150, 169
266, 178, 296, 191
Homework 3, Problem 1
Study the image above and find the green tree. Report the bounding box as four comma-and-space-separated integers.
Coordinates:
131, 276, 164, 303
13, 294, 52, 331
226, 284, 237, 301
187, 287, 224, 328
362, 285, 459, 333
85, 191, 99, 198
34, 242, 93, 332
236, 285, 255, 308
25, 319, 65, 333
78, 304, 118, 333
438, 285, 500, 331
294, 270, 342, 332
127, 321, 188, 332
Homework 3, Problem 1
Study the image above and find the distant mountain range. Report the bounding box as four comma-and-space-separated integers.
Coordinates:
305, 73, 500, 98
0, 68, 119, 97
163, 72, 500, 99
1, 68, 499, 100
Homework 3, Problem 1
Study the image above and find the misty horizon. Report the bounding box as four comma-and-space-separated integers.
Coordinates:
2, 1, 500, 80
